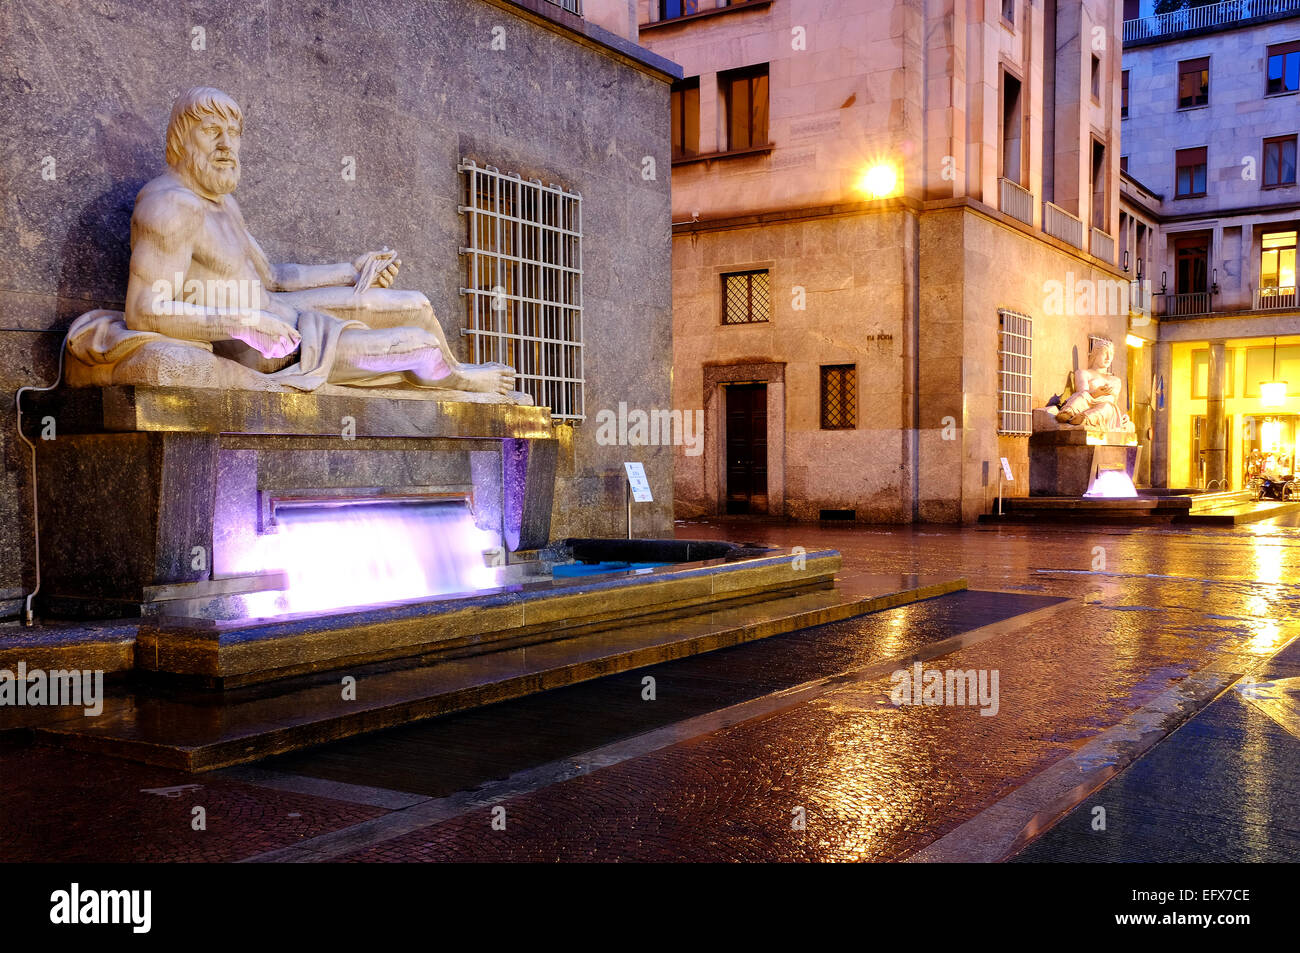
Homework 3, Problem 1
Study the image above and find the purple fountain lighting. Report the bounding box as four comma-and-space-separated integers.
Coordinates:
1083, 469, 1138, 499
242, 500, 498, 618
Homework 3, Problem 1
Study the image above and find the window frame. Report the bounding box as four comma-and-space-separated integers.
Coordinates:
720, 63, 770, 153
670, 77, 701, 160
721, 269, 771, 325
1175, 146, 1208, 199
1263, 134, 1298, 189
1121, 69, 1130, 118
1177, 56, 1210, 110
1266, 41, 1300, 96
997, 310, 1033, 437
819, 364, 858, 431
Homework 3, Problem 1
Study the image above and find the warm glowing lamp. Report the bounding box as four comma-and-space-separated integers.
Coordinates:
858, 163, 899, 200
1260, 380, 1288, 408
1260, 336, 1288, 408
1125, 333, 1144, 349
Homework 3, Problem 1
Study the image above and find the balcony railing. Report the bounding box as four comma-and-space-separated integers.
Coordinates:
1124, 0, 1300, 43
999, 178, 1034, 225
546, 0, 582, 14
1159, 291, 1214, 316
1043, 202, 1084, 249
1255, 286, 1299, 309
1091, 228, 1115, 264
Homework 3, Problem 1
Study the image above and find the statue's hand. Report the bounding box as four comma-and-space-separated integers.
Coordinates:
352, 250, 401, 291
228, 312, 301, 359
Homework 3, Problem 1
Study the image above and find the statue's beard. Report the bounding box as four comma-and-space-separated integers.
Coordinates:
184, 150, 240, 195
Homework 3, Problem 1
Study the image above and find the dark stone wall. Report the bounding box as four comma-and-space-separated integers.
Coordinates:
0, 0, 676, 612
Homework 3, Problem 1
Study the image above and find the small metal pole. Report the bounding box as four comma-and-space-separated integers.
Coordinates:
997, 467, 1004, 516
626, 477, 632, 539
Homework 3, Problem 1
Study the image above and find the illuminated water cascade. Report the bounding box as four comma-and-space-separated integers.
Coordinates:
1083, 469, 1138, 499
245, 501, 498, 618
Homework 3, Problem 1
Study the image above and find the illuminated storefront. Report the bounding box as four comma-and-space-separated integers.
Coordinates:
1167, 336, 1300, 489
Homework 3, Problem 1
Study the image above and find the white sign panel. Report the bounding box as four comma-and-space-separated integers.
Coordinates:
1000, 457, 1014, 481
624, 462, 653, 502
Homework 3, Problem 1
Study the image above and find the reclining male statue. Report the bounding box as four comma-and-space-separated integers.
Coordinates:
67, 86, 518, 397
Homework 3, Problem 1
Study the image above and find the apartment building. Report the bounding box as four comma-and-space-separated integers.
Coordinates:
1120, 0, 1300, 491
636, 0, 1129, 522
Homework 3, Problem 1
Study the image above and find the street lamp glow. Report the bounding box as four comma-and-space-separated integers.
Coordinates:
1125, 333, 1144, 349
1260, 380, 1288, 408
858, 163, 899, 199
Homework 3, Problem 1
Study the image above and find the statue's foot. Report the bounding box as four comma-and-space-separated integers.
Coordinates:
452, 362, 516, 396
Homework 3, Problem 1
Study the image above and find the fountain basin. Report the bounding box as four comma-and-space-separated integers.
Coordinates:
136, 542, 840, 688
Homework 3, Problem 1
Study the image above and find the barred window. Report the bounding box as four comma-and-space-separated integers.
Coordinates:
459, 159, 584, 420
820, 364, 857, 430
722, 270, 770, 325
998, 309, 1032, 435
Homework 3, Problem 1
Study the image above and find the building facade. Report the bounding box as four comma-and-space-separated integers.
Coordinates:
0, 0, 678, 618
637, 0, 1130, 523
1120, 0, 1300, 492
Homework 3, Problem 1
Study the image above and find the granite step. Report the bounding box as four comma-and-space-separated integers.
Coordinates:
27, 572, 965, 771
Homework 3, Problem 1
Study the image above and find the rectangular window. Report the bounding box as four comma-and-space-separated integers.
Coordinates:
1121, 70, 1129, 118
1267, 42, 1300, 95
1263, 135, 1297, 188
1260, 230, 1297, 293
721, 64, 769, 151
1120, 155, 1129, 174
1191, 348, 1236, 399
658, 0, 700, 20
1091, 139, 1107, 230
998, 310, 1032, 436
1245, 344, 1300, 397
722, 270, 770, 324
1175, 146, 1207, 198
1174, 234, 1210, 294
819, 365, 857, 430
1178, 57, 1209, 108
1002, 0, 1015, 26
459, 160, 584, 420
671, 78, 700, 159
1001, 71, 1023, 183
1091, 55, 1102, 103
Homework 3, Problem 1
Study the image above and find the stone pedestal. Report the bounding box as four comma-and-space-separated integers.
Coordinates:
29, 386, 556, 618
1029, 407, 1139, 497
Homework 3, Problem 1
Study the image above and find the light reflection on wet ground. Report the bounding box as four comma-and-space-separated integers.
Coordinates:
322, 518, 1300, 861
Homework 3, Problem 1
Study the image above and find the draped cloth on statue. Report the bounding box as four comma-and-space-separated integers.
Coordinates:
65, 309, 407, 391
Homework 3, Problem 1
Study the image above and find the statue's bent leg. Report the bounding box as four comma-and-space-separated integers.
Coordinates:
330, 327, 514, 395
276, 288, 462, 367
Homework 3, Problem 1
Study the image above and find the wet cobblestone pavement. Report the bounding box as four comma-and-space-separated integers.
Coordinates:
3, 518, 1299, 862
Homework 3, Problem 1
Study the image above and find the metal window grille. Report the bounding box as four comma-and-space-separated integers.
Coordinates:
459, 159, 584, 421
547, 0, 582, 14
820, 364, 857, 430
998, 310, 1033, 435
722, 270, 770, 324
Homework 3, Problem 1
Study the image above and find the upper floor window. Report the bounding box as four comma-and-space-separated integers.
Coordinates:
659, 0, 701, 20
1267, 41, 1300, 95
722, 270, 770, 324
1263, 135, 1298, 188
671, 78, 700, 159
1261, 231, 1297, 294
721, 64, 769, 151
1178, 57, 1209, 108
1091, 55, 1102, 103
1175, 146, 1207, 198
1002, 0, 1015, 26
1121, 70, 1130, 117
